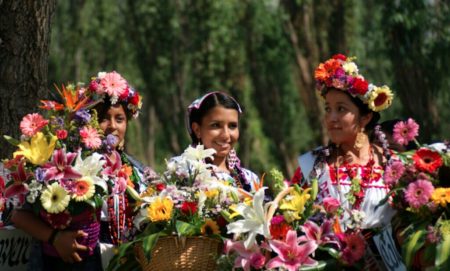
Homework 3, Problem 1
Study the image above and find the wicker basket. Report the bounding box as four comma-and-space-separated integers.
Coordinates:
135, 236, 221, 271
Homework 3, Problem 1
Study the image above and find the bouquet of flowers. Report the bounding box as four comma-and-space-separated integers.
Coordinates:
109, 144, 247, 270
219, 169, 368, 271
382, 118, 450, 269
1, 81, 119, 255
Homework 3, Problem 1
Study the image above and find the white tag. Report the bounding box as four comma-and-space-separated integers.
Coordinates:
372, 225, 407, 271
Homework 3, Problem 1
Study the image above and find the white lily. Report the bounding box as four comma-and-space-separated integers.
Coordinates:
182, 145, 216, 161
227, 188, 271, 248
73, 152, 107, 192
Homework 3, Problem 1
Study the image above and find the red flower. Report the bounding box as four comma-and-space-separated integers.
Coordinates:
270, 221, 292, 240
155, 183, 166, 191
129, 92, 140, 106
341, 233, 365, 265
332, 54, 347, 61
180, 201, 198, 216
413, 148, 443, 173
119, 87, 130, 101
351, 78, 369, 95
56, 129, 68, 140
43, 210, 72, 230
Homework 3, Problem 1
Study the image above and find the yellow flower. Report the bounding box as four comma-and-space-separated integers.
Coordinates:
147, 197, 173, 222
41, 182, 70, 214
140, 187, 155, 198
72, 177, 95, 202
14, 132, 57, 165
228, 204, 241, 219
431, 188, 450, 207
201, 219, 220, 235
367, 85, 394, 112
279, 188, 311, 221
343, 62, 358, 75
205, 189, 219, 199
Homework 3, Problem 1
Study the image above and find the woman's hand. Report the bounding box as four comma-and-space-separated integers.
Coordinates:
53, 230, 89, 263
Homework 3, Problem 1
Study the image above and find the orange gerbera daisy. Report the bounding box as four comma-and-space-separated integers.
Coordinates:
314, 59, 341, 81
412, 148, 443, 173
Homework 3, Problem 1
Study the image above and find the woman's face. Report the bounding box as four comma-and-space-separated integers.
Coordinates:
99, 104, 128, 148
324, 89, 371, 146
192, 106, 239, 159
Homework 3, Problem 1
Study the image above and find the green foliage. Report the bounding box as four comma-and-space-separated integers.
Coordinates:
48, 0, 450, 178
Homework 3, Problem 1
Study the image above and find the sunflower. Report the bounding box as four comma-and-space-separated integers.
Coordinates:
41, 182, 70, 214
147, 197, 173, 222
72, 177, 95, 202
367, 85, 394, 112
201, 219, 220, 235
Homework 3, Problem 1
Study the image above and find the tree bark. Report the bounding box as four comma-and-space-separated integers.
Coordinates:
0, 0, 56, 157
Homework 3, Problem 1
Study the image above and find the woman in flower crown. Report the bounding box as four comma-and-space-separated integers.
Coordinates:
186, 91, 259, 192
11, 71, 153, 270
291, 54, 397, 269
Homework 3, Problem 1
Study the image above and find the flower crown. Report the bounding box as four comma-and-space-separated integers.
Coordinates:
315, 54, 394, 112
87, 71, 142, 119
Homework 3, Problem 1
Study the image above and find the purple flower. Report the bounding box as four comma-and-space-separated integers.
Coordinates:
75, 109, 91, 124
34, 168, 46, 182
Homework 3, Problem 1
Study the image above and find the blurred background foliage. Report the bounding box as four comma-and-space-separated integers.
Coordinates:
47, 0, 450, 177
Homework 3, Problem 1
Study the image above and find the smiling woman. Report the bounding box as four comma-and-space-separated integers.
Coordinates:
185, 91, 259, 193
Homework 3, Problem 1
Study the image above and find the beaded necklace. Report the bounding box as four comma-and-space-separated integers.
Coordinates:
107, 153, 139, 245
334, 145, 376, 210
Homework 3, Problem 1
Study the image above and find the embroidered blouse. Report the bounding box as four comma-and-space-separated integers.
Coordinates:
293, 149, 395, 230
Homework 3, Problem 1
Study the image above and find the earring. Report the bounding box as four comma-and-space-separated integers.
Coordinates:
354, 128, 366, 150
117, 139, 125, 151
227, 149, 239, 169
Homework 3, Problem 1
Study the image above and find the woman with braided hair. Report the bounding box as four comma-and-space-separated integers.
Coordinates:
185, 91, 259, 193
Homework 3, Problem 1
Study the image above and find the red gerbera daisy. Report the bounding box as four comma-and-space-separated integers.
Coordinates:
341, 233, 366, 265
412, 148, 443, 173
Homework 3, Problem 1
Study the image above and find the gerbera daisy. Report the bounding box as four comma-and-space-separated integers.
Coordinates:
72, 177, 95, 201
100, 71, 127, 98
341, 233, 366, 265
404, 179, 434, 208
201, 219, 220, 235
367, 85, 393, 112
384, 160, 405, 186
314, 59, 341, 82
20, 113, 49, 137
393, 118, 419, 146
412, 148, 443, 173
431, 187, 450, 207
79, 126, 102, 149
147, 197, 173, 222
41, 182, 70, 214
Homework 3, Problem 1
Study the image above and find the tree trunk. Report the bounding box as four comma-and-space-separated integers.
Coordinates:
0, 0, 56, 157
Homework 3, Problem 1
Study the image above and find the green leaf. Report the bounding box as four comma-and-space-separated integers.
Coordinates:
403, 228, 425, 267
299, 260, 330, 270
141, 232, 161, 260
3, 135, 21, 146
126, 185, 141, 201
436, 234, 450, 269
317, 246, 340, 259
175, 220, 198, 236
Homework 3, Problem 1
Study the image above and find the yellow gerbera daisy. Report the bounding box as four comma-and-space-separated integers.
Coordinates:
72, 177, 95, 202
147, 197, 173, 222
367, 85, 394, 112
431, 188, 450, 207
201, 219, 220, 235
41, 182, 70, 214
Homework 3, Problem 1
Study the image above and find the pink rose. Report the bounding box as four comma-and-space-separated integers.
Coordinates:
323, 197, 340, 214
56, 129, 68, 140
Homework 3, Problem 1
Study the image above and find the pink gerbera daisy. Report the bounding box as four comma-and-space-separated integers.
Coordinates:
404, 179, 434, 208
393, 118, 419, 146
79, 126, 102, 149
384, 160, 405, 186
19, 113, 49, 137
100, 71, 127, 98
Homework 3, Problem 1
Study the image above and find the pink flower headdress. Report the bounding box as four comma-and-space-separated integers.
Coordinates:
88, 71, 142, 119
315, 54, 394, 112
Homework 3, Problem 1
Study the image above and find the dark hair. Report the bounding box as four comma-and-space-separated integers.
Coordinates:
188, 92, 241, 144
94, 100, 133, 121
324, 88, 380, 131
